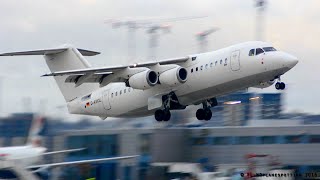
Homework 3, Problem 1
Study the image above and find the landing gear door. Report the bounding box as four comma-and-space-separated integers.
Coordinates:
230, 50, 240, 71
102, 90, 111, 110
148, 94, 163, 110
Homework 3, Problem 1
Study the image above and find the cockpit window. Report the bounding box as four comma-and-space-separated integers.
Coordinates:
263, 47, 277, 52
256, 48, 264, 55
81, 94, 91, 101
249, 49, 255, 56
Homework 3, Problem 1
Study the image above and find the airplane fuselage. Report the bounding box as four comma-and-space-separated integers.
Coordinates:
67, 41, 298, 118
0, 146, 45, 167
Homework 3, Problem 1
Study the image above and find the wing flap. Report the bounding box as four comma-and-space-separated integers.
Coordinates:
65, 74, 112, 84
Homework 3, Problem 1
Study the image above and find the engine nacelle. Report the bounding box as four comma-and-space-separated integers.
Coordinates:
159, 67, 188, 87
128, 70, 158, 90
253, 80, 275, 89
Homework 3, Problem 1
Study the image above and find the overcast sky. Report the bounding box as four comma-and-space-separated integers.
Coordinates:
0, 0, 319, 119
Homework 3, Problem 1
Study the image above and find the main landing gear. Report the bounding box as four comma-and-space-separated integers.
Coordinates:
155, 109, 171, 122
275, 77, 286, 90
196, 98, 218, 121
154, 92, 185, 122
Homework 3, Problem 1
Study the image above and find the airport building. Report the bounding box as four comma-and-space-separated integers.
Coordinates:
1, 93, 320, 179
46, 125, 320, 180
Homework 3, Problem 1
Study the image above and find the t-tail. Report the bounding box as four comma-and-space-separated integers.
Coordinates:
0, 45, 100, 115
0, 45, 100, 107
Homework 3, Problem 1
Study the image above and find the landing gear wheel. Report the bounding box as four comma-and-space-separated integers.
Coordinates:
275, 82, 281, 90
163, 110, 171, 121
204, 109, 212, 121
196, 109, 205, 120
275, 82, 286, 90
155, 110, 164, 122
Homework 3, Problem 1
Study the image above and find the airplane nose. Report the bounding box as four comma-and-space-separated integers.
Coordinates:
286, 54, 299, 69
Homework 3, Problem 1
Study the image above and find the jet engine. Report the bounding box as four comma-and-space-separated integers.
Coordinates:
159, 67, 188, 87
128, 70, 158, 90
253, 80, 275, 89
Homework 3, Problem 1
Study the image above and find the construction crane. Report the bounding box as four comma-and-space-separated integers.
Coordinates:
255, 0, 267, 41
104, 16, 207, 62
196, 27, 220, 53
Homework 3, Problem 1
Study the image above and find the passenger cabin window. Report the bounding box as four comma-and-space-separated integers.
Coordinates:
191, 68, 193, 73
220, 60, 222, 64
249, 49, 255, 56
196, 67, 198, 71
111, 93, 113, 98
200, 65, 203, 70
124, 89, 126, 93
256, 48, 264, 55
205, 64, 208, 69
263, 47, 277, 52
120, 90, 122, 95
116, 92, 118, 96
210, 62, 213, 67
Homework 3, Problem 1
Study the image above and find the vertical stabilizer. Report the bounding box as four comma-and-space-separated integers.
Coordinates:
0, 45, 101, 102
44, 45, 99, 102
27, 115, 46, 147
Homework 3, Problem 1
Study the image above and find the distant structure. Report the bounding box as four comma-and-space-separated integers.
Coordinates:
255, 0, 267, 41
260, 93, 282, 119
105, 16, 207, 62
146, 24, 171, 60
196, 27, 219, 53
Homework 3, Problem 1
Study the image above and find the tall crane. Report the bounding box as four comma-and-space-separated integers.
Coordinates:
196, 27, 220, 53
104, 16, 207, 62
255, 0, 267, 41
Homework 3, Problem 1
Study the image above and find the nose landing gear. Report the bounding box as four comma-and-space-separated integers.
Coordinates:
275, 82, 285, 90
275, 77, 286, 90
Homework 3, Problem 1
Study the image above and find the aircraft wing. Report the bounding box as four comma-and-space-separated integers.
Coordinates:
27, 155, 139, 169
42, 56, 190, 87
42, 57, 189, 77
43, 148, 86, 156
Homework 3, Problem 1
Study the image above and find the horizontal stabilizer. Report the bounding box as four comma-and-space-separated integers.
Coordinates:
0, 48, 100, 56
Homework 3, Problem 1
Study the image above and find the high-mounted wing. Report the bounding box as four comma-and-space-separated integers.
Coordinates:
27, 155, 139, 169
42, 56, 190, 87
42, 57, 189, 77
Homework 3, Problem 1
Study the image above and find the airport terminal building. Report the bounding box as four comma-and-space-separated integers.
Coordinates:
1, 92, 320, 179
43, 125, 320, 180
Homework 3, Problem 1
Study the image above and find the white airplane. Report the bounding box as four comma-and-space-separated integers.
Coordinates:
0, 41, 298, 121
0, 115, 138, 171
